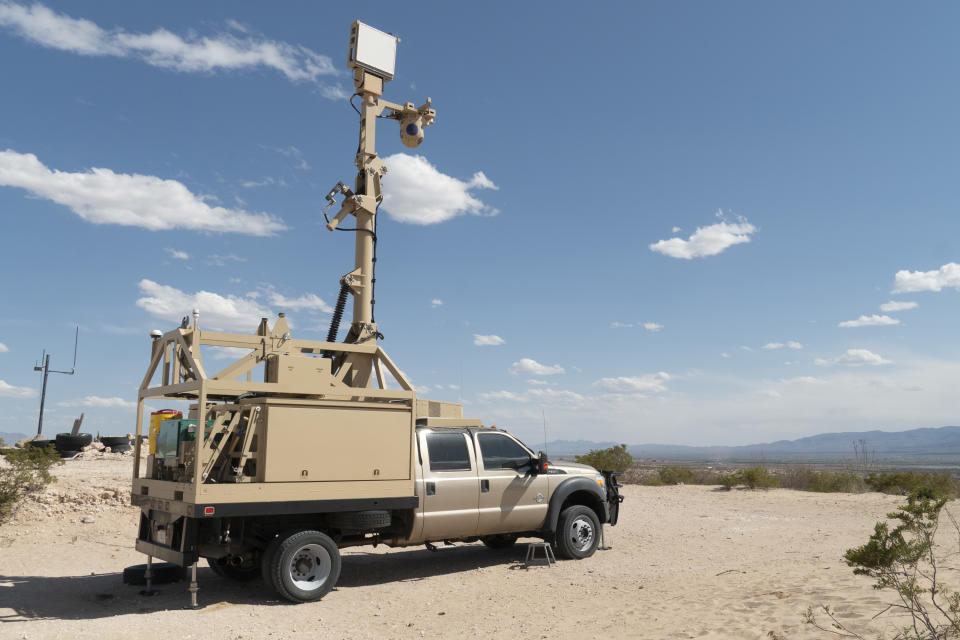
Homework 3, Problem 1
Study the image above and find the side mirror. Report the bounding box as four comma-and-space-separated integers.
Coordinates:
536, 451, 549, 474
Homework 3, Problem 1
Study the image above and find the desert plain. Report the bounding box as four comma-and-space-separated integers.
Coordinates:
0, 455, 949, 640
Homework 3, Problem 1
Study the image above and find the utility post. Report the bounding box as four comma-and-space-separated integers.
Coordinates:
34, 326, 79, 436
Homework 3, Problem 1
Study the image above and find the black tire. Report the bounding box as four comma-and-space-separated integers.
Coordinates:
206, 557, 261, 582
122, 562, 185, 585
106, 444, 132, 453
328, 510, 391, 531
100, 436, 131, 449
261, 534, 284, 593
481, 534, 518, 549
59, 450, 80, 459
26, 439, 52, 449
270, 530, 341, 603
554, 505, 601, 560
55, 433, 92, 452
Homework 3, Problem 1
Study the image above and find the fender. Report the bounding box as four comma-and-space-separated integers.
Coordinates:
542, 476, 608, 535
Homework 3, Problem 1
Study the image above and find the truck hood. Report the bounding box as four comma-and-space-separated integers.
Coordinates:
549, 461, 598, 475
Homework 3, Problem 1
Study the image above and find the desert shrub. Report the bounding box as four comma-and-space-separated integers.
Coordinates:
0, 445, 62, 524
575, 444, 633, 472
780, 467, 866, 493
618, 465, 650, 485
865, 472, 957, 499
658, 466, 695, 485
719, 466, 779, 490
807, 488, 960, 637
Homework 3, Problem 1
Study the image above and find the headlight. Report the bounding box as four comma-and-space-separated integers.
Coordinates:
594, 473, 605, 489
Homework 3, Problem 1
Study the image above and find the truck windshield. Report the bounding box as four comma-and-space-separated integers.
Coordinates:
476, 432, 530, 470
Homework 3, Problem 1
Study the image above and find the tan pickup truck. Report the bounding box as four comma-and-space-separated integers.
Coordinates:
134, 406, 622, 604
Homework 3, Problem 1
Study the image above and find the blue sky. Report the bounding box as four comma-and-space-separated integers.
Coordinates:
1, 2, 959, 447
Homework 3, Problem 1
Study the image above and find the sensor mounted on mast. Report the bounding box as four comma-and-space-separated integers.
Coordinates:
322, 20, 436, 387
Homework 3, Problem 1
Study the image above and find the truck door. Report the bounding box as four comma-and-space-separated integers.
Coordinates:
418, 430, 479, 541
475, 431, 550, 534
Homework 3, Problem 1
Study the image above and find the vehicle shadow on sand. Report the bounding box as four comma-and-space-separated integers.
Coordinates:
0, 544, 526, 620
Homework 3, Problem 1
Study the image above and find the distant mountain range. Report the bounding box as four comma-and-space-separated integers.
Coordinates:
546, 426, 960, 462
1, 431, 31, 445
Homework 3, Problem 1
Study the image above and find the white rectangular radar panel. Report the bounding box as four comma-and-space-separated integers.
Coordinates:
348, 21, 398, 80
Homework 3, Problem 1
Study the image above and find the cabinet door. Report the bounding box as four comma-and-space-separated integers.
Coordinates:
419, 431, 479, 541
475, 432, 549, 534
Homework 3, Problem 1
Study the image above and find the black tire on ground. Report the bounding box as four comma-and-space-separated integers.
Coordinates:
122, 562, 185, 585
100, 436, 131, 449
55, 433, 92, 452
481, 533, 519, 549
105, 444, 132, 453
59, 450, 80, 459
26, 439, 52, 449
270, 530, 341, 603
328, 510, 391, 531
261, 533, 284, 593
554, 505, 601, 560
206, 557, 261, 581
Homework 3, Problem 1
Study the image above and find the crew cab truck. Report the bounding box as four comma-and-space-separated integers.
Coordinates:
130, 316, 623, 604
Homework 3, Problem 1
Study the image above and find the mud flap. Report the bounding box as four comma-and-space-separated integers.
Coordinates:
600, 471, 624, 526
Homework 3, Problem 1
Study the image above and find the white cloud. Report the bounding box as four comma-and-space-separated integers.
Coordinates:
136, 279, 273, 332
473, 334, 505, 346
838, 314, 900, 328
720, 352, 729, 358
509, 358, 565, 376
165, 248, 189, 260
816, 349, 892, 367
273, 145, 309, 170
610, 321, 633, 329
208, 346, 252, 360
431, 299, 444, 308
527, 379, 548, 385
893, 263, 960, 293
671, 226, 682, 233
592, 372, 670, 395
649, 211, 756, 259
0, 379, 35, 397
643, 322, 663, 332
762, 341, 803, 350
478, 390, 525, 402
268, 292, 332, 313
0, 342, 8, 353
381, 154, 498, 224
0, 3, 339, 88
61, 395, 135, 409
879, 300, 918, 312
740, 345, 753, 352
209, 254, 246, 266
0, 149, 287, 236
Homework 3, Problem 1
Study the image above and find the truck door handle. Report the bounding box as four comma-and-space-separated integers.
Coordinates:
426, 481, 436, 496
481, 479, 489, 493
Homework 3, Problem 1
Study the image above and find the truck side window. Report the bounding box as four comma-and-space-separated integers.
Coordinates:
426, 433, 471, 471
476, 433, 530, 470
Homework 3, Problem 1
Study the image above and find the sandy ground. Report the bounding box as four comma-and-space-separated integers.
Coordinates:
0, 457, 951, 639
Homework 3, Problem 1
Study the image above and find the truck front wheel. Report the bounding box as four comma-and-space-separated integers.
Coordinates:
554, 505, 600, 559
270, 530, 341, 603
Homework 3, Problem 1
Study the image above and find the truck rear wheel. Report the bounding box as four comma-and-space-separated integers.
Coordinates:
554, 505, 600, 559
270, 530, 341, 603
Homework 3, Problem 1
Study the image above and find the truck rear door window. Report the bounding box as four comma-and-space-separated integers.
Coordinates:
426, 433, 471, 471
477, 432, 530, 470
